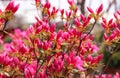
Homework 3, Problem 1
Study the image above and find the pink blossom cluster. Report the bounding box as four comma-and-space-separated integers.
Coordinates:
0, 0, 120, 78
0, 0, 19, 29
102, 10, 120, 46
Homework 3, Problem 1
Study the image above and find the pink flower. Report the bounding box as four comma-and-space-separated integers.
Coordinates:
37, 69, 47, 78
43, 41, 52, 50
19, 44, 29, 54
102, 17, 107, 24
43, 2, 51, 9
117, 10, 120, 15
108, 19, 113, 26
66, 11, 72, 18
83, 16, 91, 26
19, 62, 27, 71
74, 18, 81, 27
65, 51, 84, 71
5, 0, 20, 13
10, 45, 17, 52
50, 23, 56, 33
34, 38, 43, 48
49, 56, 64, 73
75, 56, 84, 70
49, 32, 56, 41
107, 74, 112, 78
101, 22, 107, 28
114, 13, 118, 19
35, 0, 40, 7
35, 0, 40, 3
57, 30, 63, 40
3, 43, 11, 52
0, 74, 6, 78
62, 32, 70, 41
116, 27, 120, 37
58, 37, 63, 45
24, 64, 36, 78
84, 42, 99, 53
51, 7, 58, 15
91, 44, 99, 53
87, 7, 94, 14
86, 55, 92, 62
3, 55, 12, 66
86, 54, 103, 64
97, 54, 103, 62
109, 31, 117, 40
67, 0, 74, 5
74, 14, 91, 30
26, 26, 34, 35
96, 4, 103, 14
80, 14, 86, 22
0, 54, 4, 64
35, 26, 42, 34
12, 57, 19, 66
60, 9, 64, 16
35, 17, 42, 25
87, 4, 103, 14
101, 74, 106, 78
114, 72, 120, 78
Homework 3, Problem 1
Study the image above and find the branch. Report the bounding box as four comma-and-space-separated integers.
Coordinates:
77, 0, 86, 14
3, 19, 8, 31
76, 20, 97, 55
99, 45, 120, 78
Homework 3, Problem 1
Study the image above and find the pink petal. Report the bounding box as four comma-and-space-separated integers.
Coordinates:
96, 4, 103, 14
87, 7, 94, 13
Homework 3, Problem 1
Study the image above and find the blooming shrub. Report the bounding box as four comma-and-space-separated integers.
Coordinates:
0, 0, 120, 78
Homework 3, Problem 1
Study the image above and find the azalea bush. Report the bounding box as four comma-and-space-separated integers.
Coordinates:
0, 0, 120, 78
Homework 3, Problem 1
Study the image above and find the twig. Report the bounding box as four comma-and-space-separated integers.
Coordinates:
34, 58, 40, 78
99, 45, 119, 78
34, 57, 46, 78
3, 19, 8, 31
76, 20, 97, 55
31, 39, 38, 59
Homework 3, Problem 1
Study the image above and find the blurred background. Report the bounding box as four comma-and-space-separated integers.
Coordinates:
0, 0, 120, 74
0, 0, 120, 24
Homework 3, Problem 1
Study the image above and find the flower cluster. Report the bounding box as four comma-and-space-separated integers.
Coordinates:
0, 0, 19, 29
102, 11, 120, 46
0, 0, 120, 78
